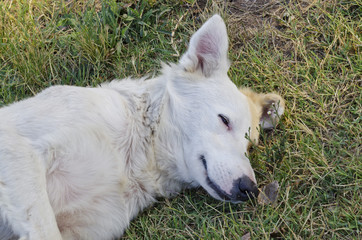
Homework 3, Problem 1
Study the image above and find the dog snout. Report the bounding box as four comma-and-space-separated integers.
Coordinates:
231, 176, 259, 201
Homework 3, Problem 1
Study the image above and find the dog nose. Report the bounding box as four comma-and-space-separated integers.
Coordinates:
233, 176, 259, 201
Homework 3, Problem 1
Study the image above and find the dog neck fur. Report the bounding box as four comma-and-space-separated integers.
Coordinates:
101, 69, 190, 201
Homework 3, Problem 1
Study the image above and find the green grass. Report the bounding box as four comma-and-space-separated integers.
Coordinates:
1, 0, 361, 239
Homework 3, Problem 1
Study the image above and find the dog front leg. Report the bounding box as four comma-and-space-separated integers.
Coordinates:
0, 133, 62, 240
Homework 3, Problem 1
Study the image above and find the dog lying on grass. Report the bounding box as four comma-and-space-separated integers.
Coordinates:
0, 15, 284, 240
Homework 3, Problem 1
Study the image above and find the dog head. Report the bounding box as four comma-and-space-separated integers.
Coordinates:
165, 15, 284, 202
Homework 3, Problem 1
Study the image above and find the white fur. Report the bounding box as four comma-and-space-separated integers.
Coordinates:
0, 15, 259, 239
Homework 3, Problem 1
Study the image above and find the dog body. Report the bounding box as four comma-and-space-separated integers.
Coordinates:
0, 15, 284, 239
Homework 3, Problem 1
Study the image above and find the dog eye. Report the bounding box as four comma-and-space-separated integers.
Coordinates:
218, 114, 230, 127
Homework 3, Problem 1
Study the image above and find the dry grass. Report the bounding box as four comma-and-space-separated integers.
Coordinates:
0, 0, 361, 239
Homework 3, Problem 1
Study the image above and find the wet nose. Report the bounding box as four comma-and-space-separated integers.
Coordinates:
232, 176, 259, 201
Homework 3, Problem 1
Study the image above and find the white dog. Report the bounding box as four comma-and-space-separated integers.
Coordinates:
0, 15, 284, 240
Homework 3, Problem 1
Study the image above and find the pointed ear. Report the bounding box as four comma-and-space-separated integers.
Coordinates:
241, 88, 285, 130
179, 14, 229, 77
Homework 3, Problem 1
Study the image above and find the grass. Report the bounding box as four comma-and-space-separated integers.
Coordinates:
0, 0, 361, 239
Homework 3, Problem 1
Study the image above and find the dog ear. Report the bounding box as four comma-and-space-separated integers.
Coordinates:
179, 14, 229, 77
241, 88, 285, 130
258, 93, 285, 129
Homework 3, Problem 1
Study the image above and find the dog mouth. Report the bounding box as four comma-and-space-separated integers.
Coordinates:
206, 176, 232, 201
200, 155, 258, 202
200, 155, 232, 201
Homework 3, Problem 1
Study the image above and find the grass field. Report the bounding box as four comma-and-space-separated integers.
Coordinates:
0, 0, 361, 239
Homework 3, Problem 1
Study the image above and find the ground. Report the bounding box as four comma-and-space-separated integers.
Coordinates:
0, 0, 360, 239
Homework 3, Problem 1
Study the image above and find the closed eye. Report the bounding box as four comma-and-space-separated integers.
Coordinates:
218, 114, 230, 129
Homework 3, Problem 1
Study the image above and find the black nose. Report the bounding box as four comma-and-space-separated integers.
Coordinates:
231, 176, 259, 201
